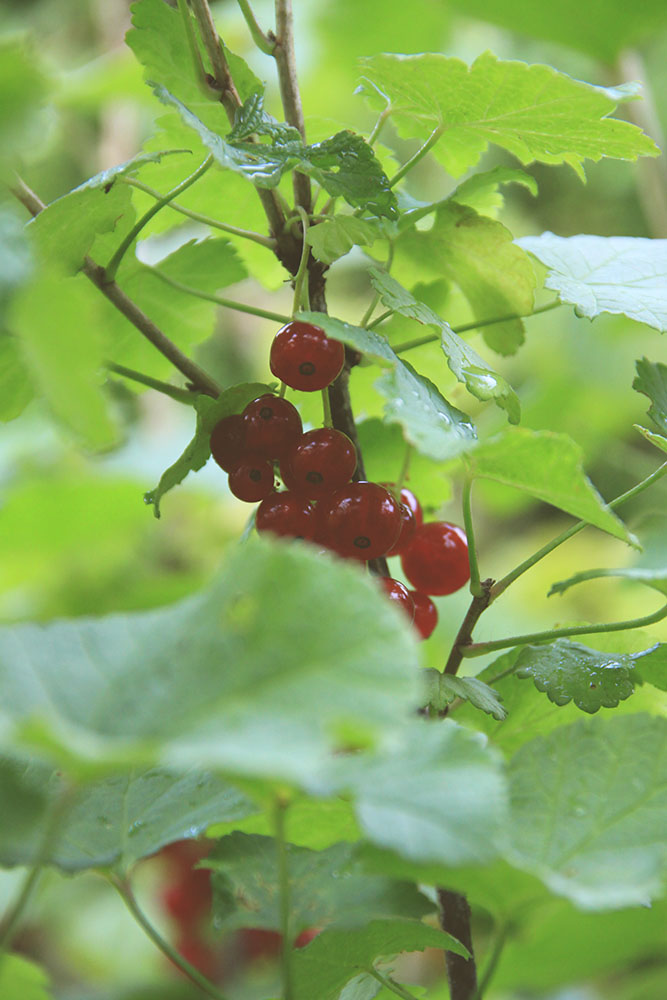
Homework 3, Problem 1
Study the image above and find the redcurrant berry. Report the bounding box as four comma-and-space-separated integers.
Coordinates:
228, 457, 275, 503
379, 577, 415, 621
385, 502, 417, 556
400, 521, 470, 596
256, 491, 316, 541
243, 395, 302, 460
381, 484, 423, 527
269, 320, 345, 391
410, 591, 438, 639
319, 482, 401, 560
280, 428, 357, 499
210, 414, 246, 472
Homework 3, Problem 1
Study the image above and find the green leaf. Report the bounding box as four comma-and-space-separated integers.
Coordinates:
0, 332, 34, 422
395, 202, 536, 354
449, 166, 538, 217
423, 671, 507, 720
505, 714, 667, 908
307, 216, 380, 265
228, 92, 301, 144
633, 644, 667, 692
0, 205, 33, 310
549, 566, 667, 597
206, 834, 432, 934
514, 640, 642, 713
297, 310, 397, 365
208, 795, 360, 850
369, 269, 521, 421
375, 359, 477, 462
0, 955, 52, 1000
633, 357, 667, 434
0, 760, 254, 873
468, 428, 634, 543
327, 720, 507, 866
292, 920, 467, 1000
74, 148, 193, 191
144, 382, 271, 517
635, 425, 667, 454
517, 233, 667, 332
0, 38, 48, 156
359, 52, 658, 179
0, 539, 421, 787
9, 272, 119, 449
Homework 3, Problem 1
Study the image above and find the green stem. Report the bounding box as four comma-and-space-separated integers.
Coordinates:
322, 387, 333, 428
109, 876, 229, 1000
396, 442, 413, 493
146, 267, 291, 324
366, 308, 393, 330
490, 461, 667, 602
177, 0, 213, 96
392, 301, 562, 354
106, 362, 197, 404
462, 476, 483, 597
120, 177, 276, 248
388, 126, 443, 188
105, 156, 214, 281
0, 784, 75, 955
291, 206, 311, 315
365, 967, 419, 1000
236, 0, 275, 54
473, 925, 508, 1000
359, 291, 382, 329
367, 107, 392, 147
274, 796, 293, 1000
460, 602, 667, 659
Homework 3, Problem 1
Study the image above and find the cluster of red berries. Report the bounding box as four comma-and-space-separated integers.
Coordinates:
159, 840, 218, 979
210, 320, 470, 639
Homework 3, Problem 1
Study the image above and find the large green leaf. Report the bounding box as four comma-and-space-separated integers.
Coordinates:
505, 714, 667, 908
359, 52, 658, 179
292, 920, 467, 1000
517, 233, 667, 332
0, 955, 52, 1000
206, 834, 432, 934
369, 269, 520, 421
468, 428, 634, 543
0, 539, 421, 786
633, 644, 667, 692
0, 758, 253, 873
394, 202, 536, 355
633, 356, 667, 434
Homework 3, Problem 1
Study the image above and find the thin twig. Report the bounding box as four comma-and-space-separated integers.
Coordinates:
388, 126, 443, 188
236, 0, 275, 54
443, 580, 494, 676
106, 362, 198, 404
146, 266, 291, 324
392, 301, 562, 354
274, 0, 311, 212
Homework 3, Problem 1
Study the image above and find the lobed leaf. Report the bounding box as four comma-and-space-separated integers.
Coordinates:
423, 671, 507, 719
517, 233, 667, 332
307, 216, 381, 265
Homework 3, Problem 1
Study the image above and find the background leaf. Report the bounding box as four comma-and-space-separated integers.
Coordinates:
0, 955, 52, 1000
633, 356, 667, 433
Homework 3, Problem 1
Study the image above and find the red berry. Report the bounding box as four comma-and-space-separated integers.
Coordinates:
243, 395, 302, 460
228, 457, 275, 502
400, 521, 470, 596
385, 501, 417, 556
410, 591, 438, 639
256, 491, 316, 540
382, 484, 423, 527
294, 927, 321, 948
319, 482, 401, 561
270, 320, 345, 391
162, 868, 212, 924
240, 928, 282, 962
210, 414, 246, 472
379, 577, 415, 621
281, 428, 357, 499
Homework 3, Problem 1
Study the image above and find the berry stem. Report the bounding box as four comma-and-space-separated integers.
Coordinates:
366, 308, 394, 331
291, 205, 311, 316
460, 601, 667, 658
105, 155, 214, 282
462, 477, 483, 597
109, 875, 230, 1000
388, 125, 444, 188
365, 967, 420, 999
274, 795, 294, 1000
177, 0, 214, 96
146, 268, 291, 324
391, 301, 562, 353
235, 0, 275, 55
106, 362, 198, 404
395, 442, 413, 494
367, 105, 392, 147
321, 387, 333, 428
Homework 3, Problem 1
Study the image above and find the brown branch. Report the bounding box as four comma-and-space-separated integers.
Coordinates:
443, 579, 494, 676
437, 889, 478, 1000
11, 177, 221, 398
274, 0, 311, 212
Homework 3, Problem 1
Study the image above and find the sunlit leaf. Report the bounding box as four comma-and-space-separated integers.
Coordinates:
0, 955, 52, 1000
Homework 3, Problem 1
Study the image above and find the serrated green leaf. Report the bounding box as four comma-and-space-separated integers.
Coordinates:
228, 92, 301, 144
307, 216, 380, 265
449, 166, 538, 216
208, 795, 360, 850
0, 955, 52, 1000
549, 565, 667, 597
369, 270, 520, 421
0, 539, 421, 787
505, 714, 667, 908
0, 760, 253, 873
395, 202, 536, 355
468, 428, 634, 543
423, 671, 507, 719
514, 640, 641, 712
633, 357, 667, 434
326, 720, 507, 866
144, 382, 271, 517
517, 233, 667, 332
292, 919, 467, 1000
359, 52, 658, 179
9, 272, 118, 449
205, 834, 432, 934
375, 359, 477, 462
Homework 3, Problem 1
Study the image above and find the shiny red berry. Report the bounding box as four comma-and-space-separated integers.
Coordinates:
243, 395, 302, 460
256, 491, 316, 540
385, 501, 417, 556
280, 428, 357, 499
410, 591, 438, 639
228, 457, 275, 502
379, 577, 415, 621
210, 414, 246, 472
400, 521, 469, 596
319, 482, 401, 561
270, 320, 345, 391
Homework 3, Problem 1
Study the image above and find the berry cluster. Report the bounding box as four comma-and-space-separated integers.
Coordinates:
210, 321, 471, 638
159, 840, 218, 979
